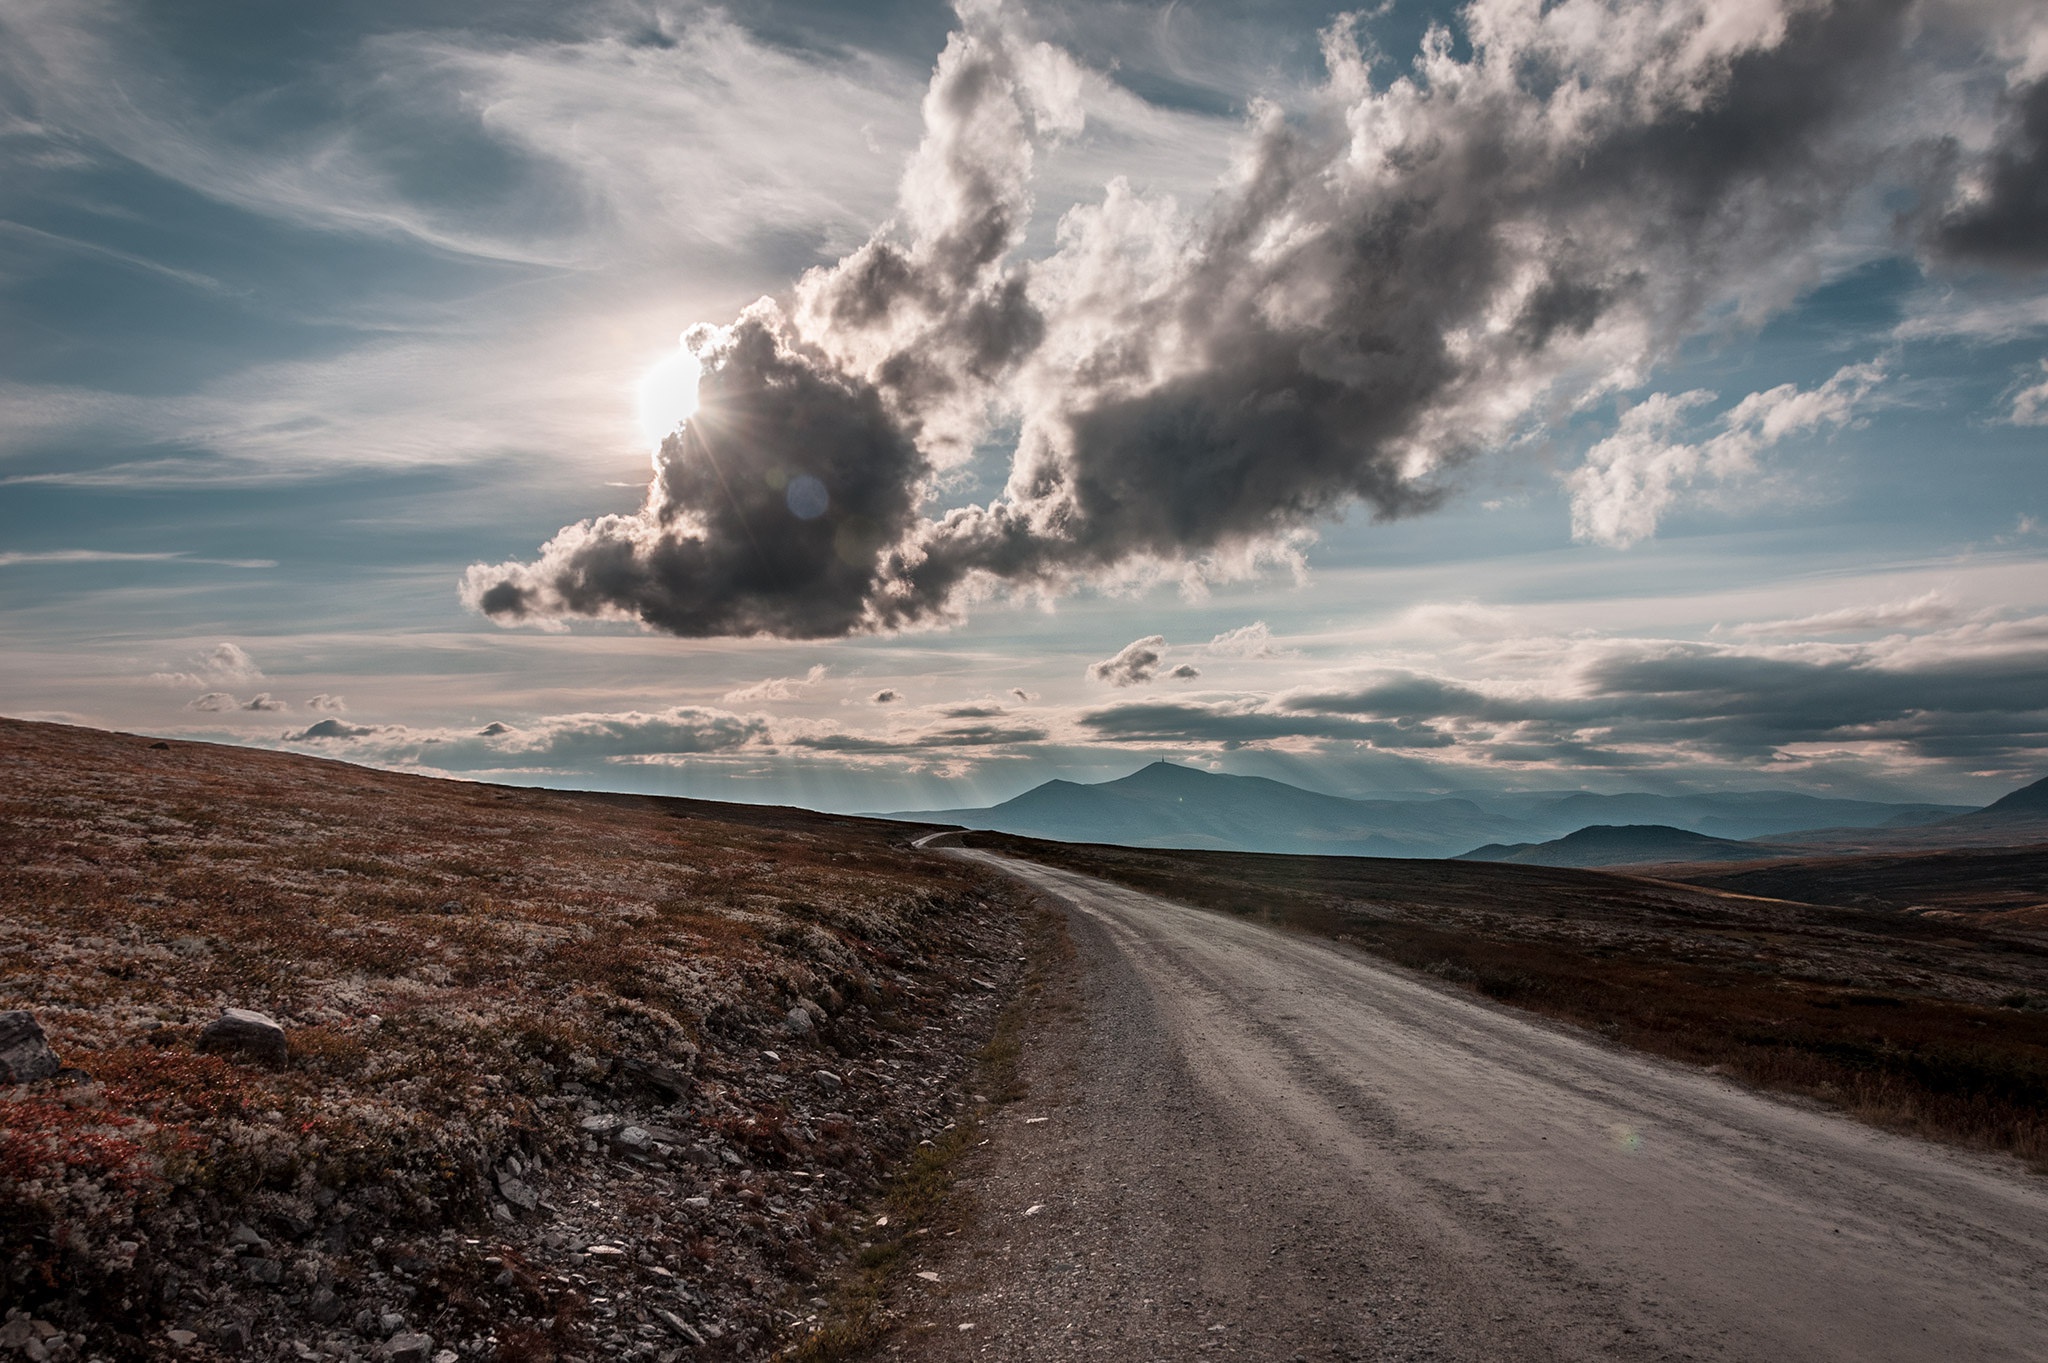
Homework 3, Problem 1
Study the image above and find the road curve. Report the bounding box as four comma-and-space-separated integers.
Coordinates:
897, 849, 2048, 1363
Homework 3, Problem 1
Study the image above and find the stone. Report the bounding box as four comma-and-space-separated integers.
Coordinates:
496, 1173, 539, 1212
578, 1114, 622, 1136
610, 1126, 653, 1158
229, 1223, 267, 1249
385, 1333, 433, 1363
308, 1287, 343, 1324
783, 1006, 814, 1036
197, 1009, 288, 1068
812, 1070, 843, 1091
616, 1057, 691, 1102
378, 1312, 406, 1337
0, 1011, 60, 1084
0, 1319, 31, 1349
165, 1329, 198, 1346
244, 1257, 283, 1285
655, 1310, 705, 1346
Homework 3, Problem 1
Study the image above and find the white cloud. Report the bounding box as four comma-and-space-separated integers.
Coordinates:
723, 665, 829, 703
1728, 590, 1967, 637
1089, 635, 1170, 687
1204, 621, 1288, 658
1568, 361, 1884, 548
152, 641, 264, 689
2011, 361, 2048, 426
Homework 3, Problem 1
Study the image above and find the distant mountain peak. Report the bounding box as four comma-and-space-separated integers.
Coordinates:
1978, 774, 2048, 816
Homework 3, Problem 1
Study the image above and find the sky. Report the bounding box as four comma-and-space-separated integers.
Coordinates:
2, 0, 2046, 813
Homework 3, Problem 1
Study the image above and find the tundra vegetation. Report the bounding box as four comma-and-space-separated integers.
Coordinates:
0, 718, 1030, 1362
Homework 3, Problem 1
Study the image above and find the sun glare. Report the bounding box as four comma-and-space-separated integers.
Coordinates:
635, 342, 702, 449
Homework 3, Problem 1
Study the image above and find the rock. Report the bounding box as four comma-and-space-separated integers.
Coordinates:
308, 1287, 343, 1324
244, 1257, 283, 1285
197, 1009, 288, 1067
165, 1328, 198, 1346
616, 1056, 691, 1102
610, 1125, 653, 1158
149, 740, 171, 750
0, 1319, 31, 1349
578, 1113, 622, 1136
812, 1069, 843, 1091
0, 1011, 60, 1084
496, 1173, 539, 1212
228, 1223, 267, 1249
783, 1006, 814, 1036
655, 1310, 706, 1346
378, 1312, 406, 1337
215, 1320, 251, 1351
385, 1333, 433, 1363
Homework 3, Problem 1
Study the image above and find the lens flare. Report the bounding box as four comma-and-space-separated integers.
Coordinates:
635, 343, 702, 449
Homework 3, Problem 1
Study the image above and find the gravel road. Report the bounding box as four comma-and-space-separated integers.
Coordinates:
890, 849, 2048, 1363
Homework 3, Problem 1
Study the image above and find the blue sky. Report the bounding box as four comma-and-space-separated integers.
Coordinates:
2, 0, 2045, 811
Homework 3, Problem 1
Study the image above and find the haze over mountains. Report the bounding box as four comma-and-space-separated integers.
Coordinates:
879, 761, 1979, 861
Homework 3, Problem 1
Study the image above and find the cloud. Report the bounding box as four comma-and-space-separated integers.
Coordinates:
306, 694, 347, 712
1167, 663, 1201, 680
187, 689, 286, 713
723, 665, 829, 703
0, 549, 275, 568
468, 0, 2019, 639
1089, 634, 1169, 687
1009, 687, 1036, 702
1727, 590, 1966, 636
1567, 362, 1884, 548
1204, 621, 1285, 658
287, 718, 379, 741
152, 641, 265, 689
284, 705, 769, 769
1079, 698, 1454, 749
1926, 76, 2048, 268
872, 688, 900, 704
2012, 361, 2048, 425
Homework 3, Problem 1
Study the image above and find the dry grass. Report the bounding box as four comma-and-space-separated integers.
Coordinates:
962, 831, 2048, 1171
0, 717, 1028, 1360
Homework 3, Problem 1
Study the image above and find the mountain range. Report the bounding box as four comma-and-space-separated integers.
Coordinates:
878, 761, 1990, 861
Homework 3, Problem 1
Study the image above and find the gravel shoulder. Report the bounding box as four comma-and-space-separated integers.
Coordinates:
887, 850, 2048, 1363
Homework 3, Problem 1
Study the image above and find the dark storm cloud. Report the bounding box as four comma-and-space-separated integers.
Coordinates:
1930, 76, 2048, 268
468, 0, 2044, 640
463, 307, 930, 637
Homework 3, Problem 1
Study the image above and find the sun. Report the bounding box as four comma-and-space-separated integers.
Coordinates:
634, 341, 702, 449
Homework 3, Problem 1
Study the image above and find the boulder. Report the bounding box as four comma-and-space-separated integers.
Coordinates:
197, 1008, 288, 1067
0, 1011, 60, 1084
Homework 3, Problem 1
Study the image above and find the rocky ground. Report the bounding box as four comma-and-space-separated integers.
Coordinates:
0, 718, 1032, 1363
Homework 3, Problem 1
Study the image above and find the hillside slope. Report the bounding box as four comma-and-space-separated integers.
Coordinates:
1458, 824, 1787, 868
0, 717, 1026, 1362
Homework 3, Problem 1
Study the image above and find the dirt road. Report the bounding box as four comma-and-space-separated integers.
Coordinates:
891, 849, 2048, 1362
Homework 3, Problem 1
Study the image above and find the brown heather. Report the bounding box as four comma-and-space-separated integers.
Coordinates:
0, 718, 1030, 1361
